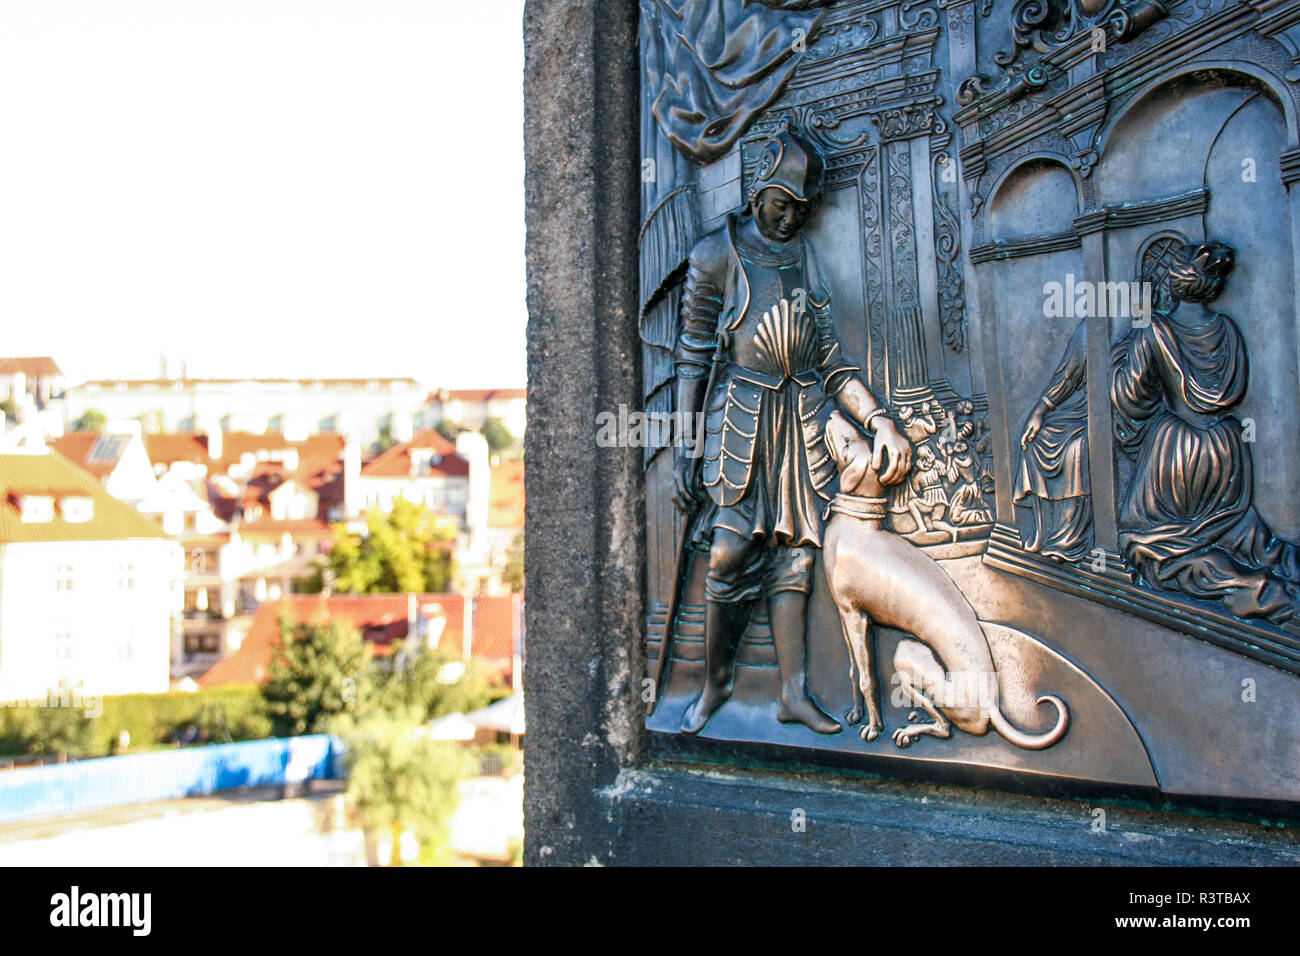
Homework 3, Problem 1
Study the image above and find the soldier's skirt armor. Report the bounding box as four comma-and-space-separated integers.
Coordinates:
694, 237, 836, 603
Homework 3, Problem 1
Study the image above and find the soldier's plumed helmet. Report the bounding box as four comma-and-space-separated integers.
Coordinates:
748, 128, 825, 204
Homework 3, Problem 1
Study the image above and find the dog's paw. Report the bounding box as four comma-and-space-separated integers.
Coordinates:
845, 707, 863, 725
860, 720, 883, 742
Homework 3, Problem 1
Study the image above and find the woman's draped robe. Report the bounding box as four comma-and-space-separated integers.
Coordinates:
1015, 319, 1093, 561
1111, 307, 1300, 622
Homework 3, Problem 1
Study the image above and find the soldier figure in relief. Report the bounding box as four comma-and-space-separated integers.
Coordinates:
672, 128, 912, 735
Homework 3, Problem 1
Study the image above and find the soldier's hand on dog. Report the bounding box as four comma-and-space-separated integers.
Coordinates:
869, 416, 912, 486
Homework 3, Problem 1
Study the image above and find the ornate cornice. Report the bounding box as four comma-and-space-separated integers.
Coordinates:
969, 231, 1081, 263
869, 100, 938, 140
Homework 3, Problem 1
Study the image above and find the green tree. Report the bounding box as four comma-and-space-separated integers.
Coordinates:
311, 499, 454, 595
503, 534, 524, 594
0, 705, 91, 760
481, 416, 514, 454
262, 616, 371, 737
72, 408, 107, 433
433, 420, 464, 443
0, 398, 17, 423
334, 707, 473, 866
373, 646, 492, 724
373, 424, 398, 455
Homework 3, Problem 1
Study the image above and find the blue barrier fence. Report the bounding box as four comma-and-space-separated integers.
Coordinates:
0, 735, 341, 824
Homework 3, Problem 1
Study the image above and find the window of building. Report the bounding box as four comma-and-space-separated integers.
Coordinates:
183, 632, 221, 656
54, 631, 73, 660
119, 563, 135, 590
55, 562, 74, 592
20, 495, 54, 523
61, 496, 93, 522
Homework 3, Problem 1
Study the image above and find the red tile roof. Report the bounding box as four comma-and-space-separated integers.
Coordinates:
472, 595, 521, 660
0, 357, 62, 378
49, 433, 112, 479
144, 431, 344, 479
0, 450, 169, 543
236, 518, 335, 538
198, 593, 467, 687
144, 432, 209, 467
218, 432, 343, 476
360, 429, 468, 478
437, 388, 527, 404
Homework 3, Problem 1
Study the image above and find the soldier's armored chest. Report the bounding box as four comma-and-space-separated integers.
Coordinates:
731, 239, 818, 377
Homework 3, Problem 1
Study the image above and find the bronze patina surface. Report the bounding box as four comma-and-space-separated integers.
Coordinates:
639, 0, 1300, 804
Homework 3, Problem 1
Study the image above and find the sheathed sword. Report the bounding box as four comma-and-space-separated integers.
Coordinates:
647, 329, 728, 715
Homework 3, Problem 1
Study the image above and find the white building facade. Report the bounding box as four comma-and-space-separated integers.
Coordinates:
0, 448, 182, 701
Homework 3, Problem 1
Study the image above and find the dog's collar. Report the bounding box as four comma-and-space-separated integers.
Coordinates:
825, 492, 888, 522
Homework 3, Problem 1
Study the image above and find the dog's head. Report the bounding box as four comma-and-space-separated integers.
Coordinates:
824, 411, 881, 496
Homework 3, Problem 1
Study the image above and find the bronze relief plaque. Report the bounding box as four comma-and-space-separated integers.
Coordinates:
637, 0, 1300, 804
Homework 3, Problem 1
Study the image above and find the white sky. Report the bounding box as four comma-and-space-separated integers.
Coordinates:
0, 1, 526, 389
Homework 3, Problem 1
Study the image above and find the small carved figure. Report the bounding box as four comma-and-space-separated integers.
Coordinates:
904, 444, 960, 541
950, 398, 977, 436
670, 128, 912, 736
945, 440, 993, 525
1112, 241, 1300, 622
822, 411, 1070, 749
899, 402, 939, 445
1016, 318, 1093, 562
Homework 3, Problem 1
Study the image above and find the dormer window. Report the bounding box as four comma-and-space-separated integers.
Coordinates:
61, 496, 93, 523
20, 495, 54, 523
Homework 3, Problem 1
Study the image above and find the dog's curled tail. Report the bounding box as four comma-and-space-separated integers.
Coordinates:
990, 695, 1069, 750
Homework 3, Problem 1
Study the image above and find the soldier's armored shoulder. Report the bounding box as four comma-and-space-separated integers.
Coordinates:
685, 224, 734, 280
677, 223, 739, 379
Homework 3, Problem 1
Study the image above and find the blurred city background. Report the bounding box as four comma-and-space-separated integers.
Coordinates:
0, 2, 526, 866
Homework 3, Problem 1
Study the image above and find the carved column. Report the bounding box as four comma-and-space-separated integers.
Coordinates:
1073, 210, 1121, 566
943, 0, 981, 395
859, 147, 889, 395
873, 109, 940, 406
1281, 147, 1300, 416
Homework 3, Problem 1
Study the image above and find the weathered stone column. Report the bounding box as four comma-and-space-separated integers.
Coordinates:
523, 0, 645, 865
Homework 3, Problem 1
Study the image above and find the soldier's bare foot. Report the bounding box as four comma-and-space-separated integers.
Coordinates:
778, 694, 842, 734
680, 685, 730, 734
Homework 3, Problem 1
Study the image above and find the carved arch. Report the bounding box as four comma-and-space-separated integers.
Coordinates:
987, 153, 1083, 241
1096, 62, 1299, 157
